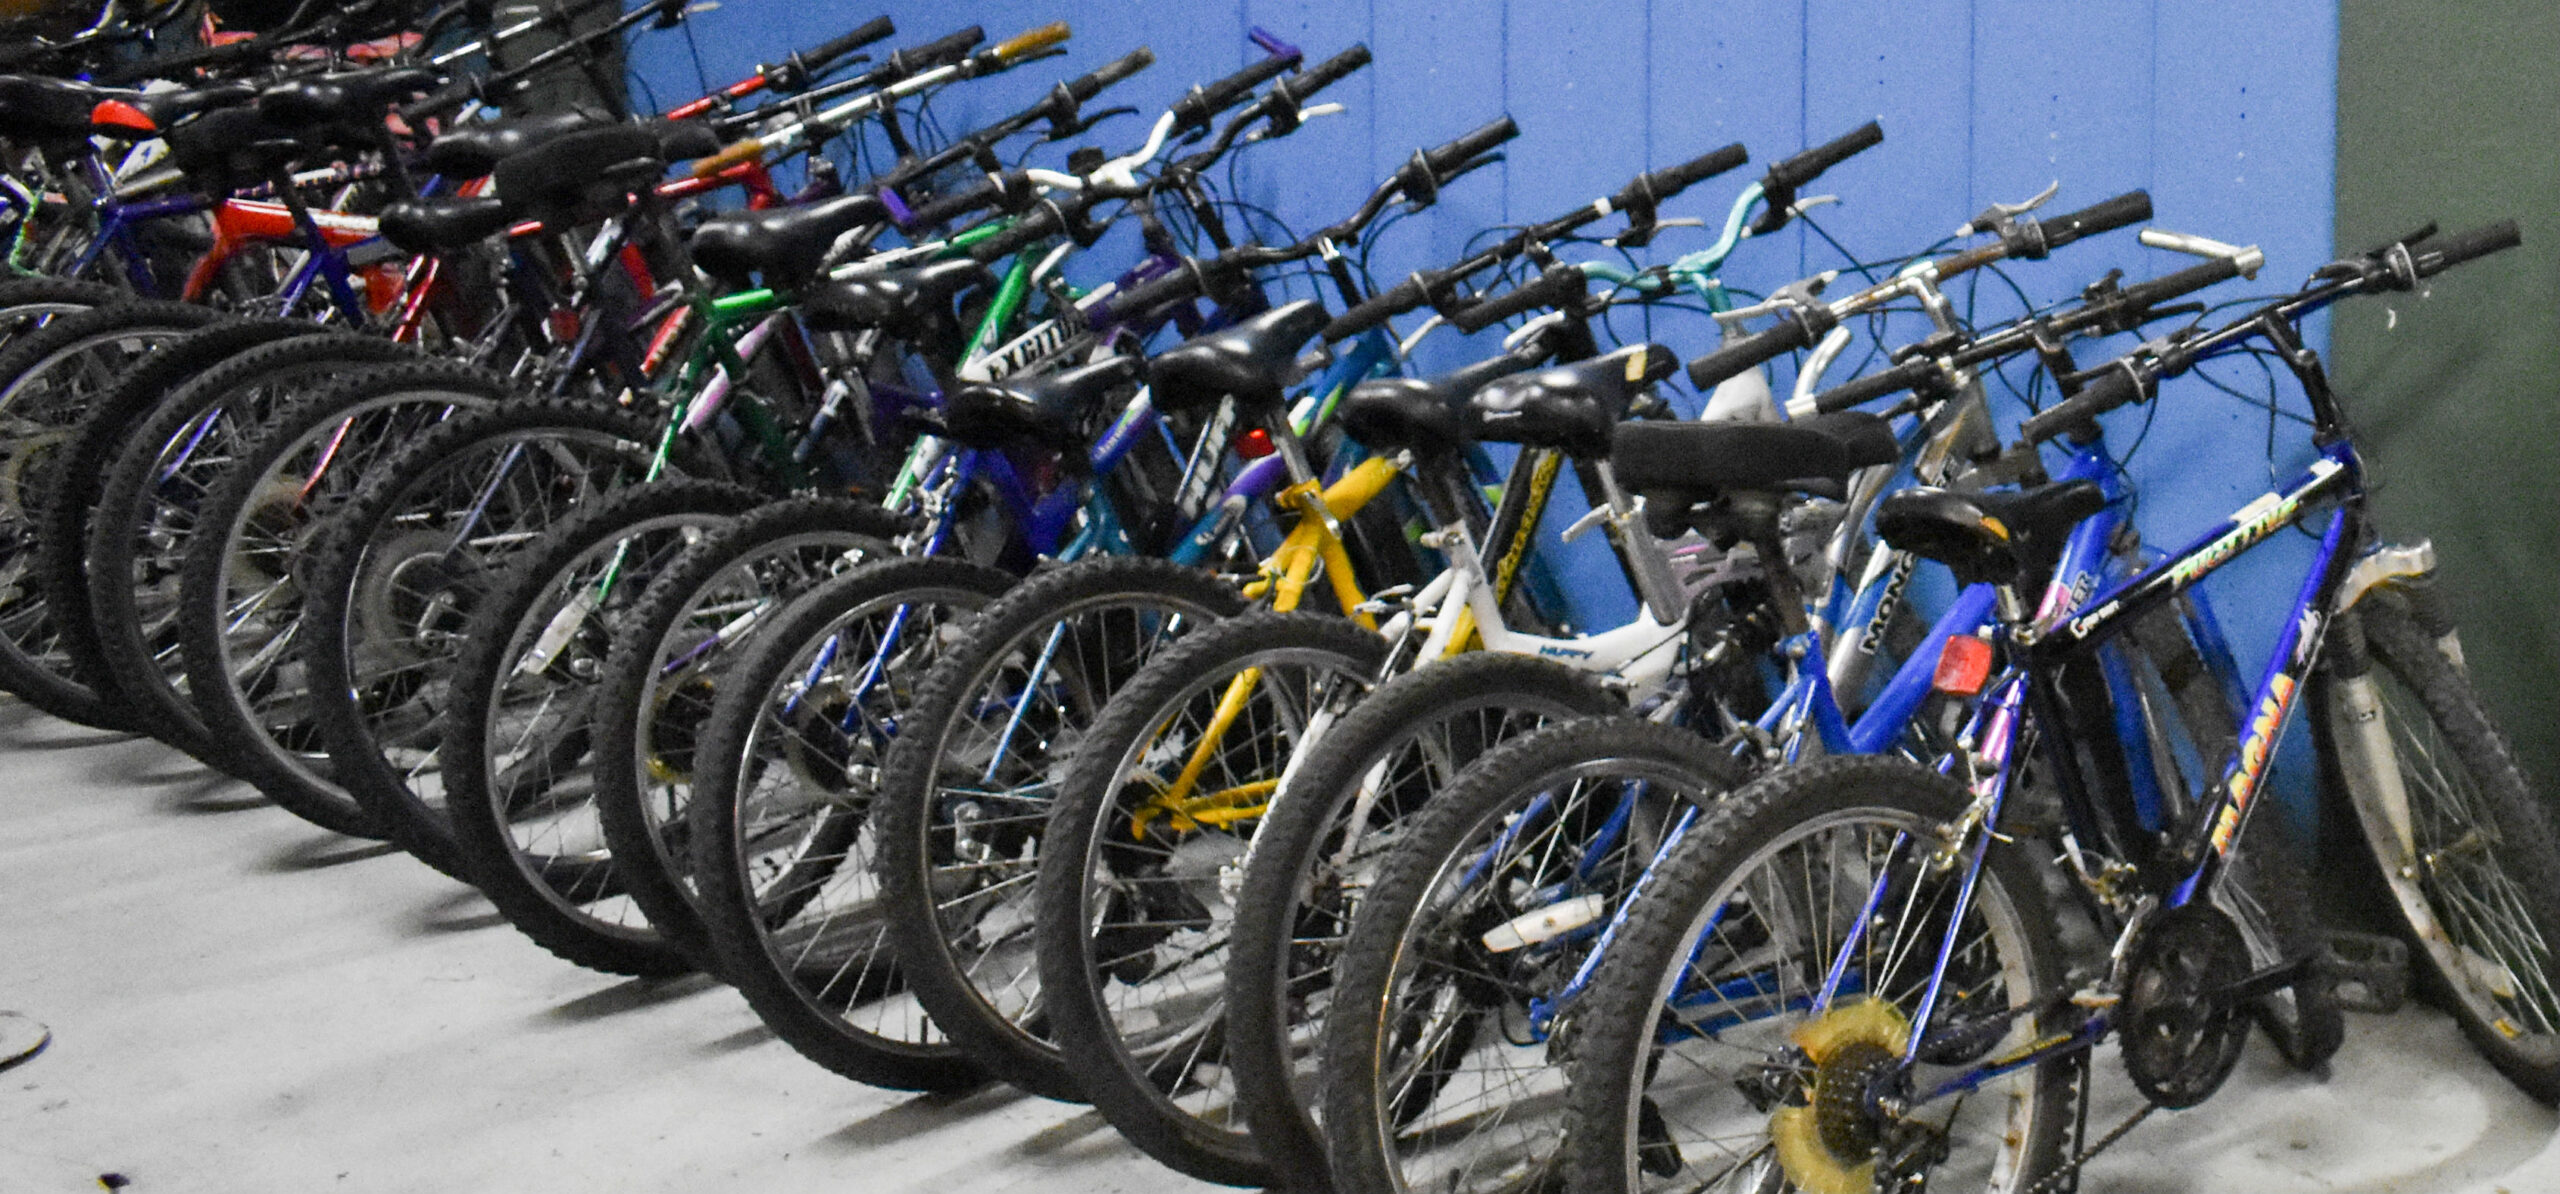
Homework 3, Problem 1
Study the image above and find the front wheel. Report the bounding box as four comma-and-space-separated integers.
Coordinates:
1559, 755, 2072, 1194
2321, 589, 2560, 1101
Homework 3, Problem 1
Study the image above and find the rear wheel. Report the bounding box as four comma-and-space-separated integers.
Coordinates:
2322, 589, 2560, 1101
299, 397, 683, 870
0, 299, 221, 728
1557, 755, 2071, 1194
1226, 652, 1622, 1193
687, 556, 1013, 1091
1038, 612, 1391, 1185
590, 496, 904, 968
176, 360, 510, 837
873, 556, 1245, 1101
39, 317, 320, 742
1319, 717, 1745, 1194
440, 480, 762, 975
82, 334, 418, 759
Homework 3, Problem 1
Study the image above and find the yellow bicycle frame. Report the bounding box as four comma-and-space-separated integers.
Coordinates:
1132, 446, 1564, 837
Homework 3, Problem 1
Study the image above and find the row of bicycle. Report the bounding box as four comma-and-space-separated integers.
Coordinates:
6, 5, 2556, 1193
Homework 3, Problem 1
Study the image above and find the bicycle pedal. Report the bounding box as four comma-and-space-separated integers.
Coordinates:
2326, 930, 2410, 1014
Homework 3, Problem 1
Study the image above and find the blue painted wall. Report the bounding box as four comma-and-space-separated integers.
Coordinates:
633, 0, 2339, 794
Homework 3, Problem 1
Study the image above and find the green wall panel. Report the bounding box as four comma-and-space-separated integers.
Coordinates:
2336, 0, 2560, 788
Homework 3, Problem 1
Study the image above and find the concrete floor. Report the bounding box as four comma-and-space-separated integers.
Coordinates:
3, 699, 2558, 1194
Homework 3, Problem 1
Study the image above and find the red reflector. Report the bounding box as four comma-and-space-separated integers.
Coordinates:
1933, 634, 1994, 696
1235, 428, 1275, 459
546, 307, 581, 344
91, 100, 157, 135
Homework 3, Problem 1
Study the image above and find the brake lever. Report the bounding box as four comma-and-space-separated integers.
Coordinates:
1962, 180, 2060, 236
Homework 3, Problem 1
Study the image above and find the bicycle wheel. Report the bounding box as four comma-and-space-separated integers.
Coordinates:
176, 359, 511, 837
1035, 611, 1388, 1184
687, 555, 1013, 1091
1319, 716, 1746, 1194
83, 333, 416, 757
440, 479, 763, 974
39, 317, 320, 738
299, 397, 690, 873
1227, 652, 1622, 1192
2321, 588, 2560, 1101
1557, 755, 2072, 1194
0, 298, 220, 727
0, 275, 121, 352
591, 496, 905, 967
873, 555, 1245, 1101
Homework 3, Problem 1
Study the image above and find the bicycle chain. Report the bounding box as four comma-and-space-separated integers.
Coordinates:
2023, 1101, 2154, 1194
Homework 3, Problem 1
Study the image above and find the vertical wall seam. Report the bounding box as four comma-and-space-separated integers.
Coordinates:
1642, 0, 1654, 169
1963, 0, 1977, 219
1798, 0, 1811, 276
1499, 1, 1512, 223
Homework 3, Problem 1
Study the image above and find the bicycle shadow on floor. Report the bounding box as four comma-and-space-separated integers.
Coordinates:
0, 700, 128, 751
410, 886, 507, 935
264, 832, 402, 871
545, 973, 722, 1023
814, 1083, 1088, 1157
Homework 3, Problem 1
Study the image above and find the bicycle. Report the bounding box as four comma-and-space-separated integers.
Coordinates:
1553, 218, 2539, 1194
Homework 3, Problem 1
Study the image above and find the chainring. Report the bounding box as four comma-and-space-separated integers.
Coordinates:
2119, 903, 2251, 1108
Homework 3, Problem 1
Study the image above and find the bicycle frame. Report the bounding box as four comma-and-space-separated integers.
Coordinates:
1800, 296, 2398, 1107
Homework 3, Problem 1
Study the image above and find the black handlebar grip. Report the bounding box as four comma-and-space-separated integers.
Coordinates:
1766, 120, 1883, 191
1811, 358, 1938, 414
2019, 367, 2146, 443
1684, 310, 1824, 390
899, 26, 987, 72
1070, 47, 1158, 99
1322, 275, 1426, 342
401, 75, 486, 124
1110, 262, 1214, 320
2117, 256, 2241, 312
1613, 142, 1750, 213
2016, 190, 2152, 258
801, 16, 895, 74
1171, 51, 1303, 132
1279, 43, 1371, 102
1422, 116, 1519, 178
2414, 219, 2522, 278
1449, 265, 1586, 335
897, 176, 1004, 232
966, 202, 1076, 262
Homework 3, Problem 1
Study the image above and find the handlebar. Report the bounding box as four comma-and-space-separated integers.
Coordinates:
1071, 45, 1158, 99
1449, 263, 1587, 334
775, 15, 896, 89
1752, 120, 1881, 234
1169, 49, 1301, 135
1612, 142, 1750, 246
2413, 218, 2520, 279
1424, 115, 1516, 179
870, 48, 1155, 208
2010, 218, 2520, 447
1278, 43, 1371, 102
1685, 308, 1835, 389
1323, 141, 1743, 341
2016, 365, 2147, 443
2002, 189, 2151, 259
990, 20, 1071, 63
1809, 358, 1941, 414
